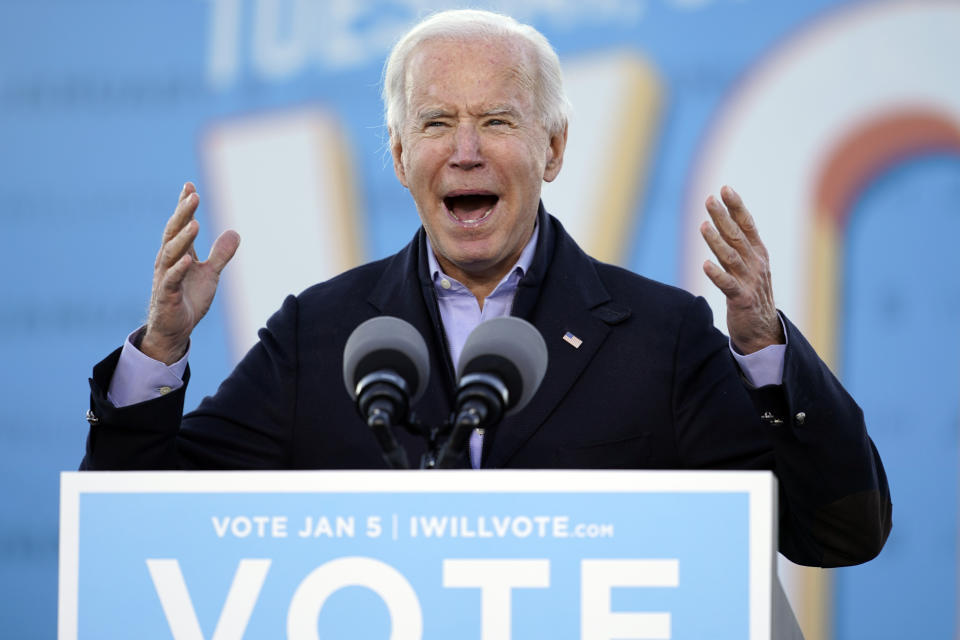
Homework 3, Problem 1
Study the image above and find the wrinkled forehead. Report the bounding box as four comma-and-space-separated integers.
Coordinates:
403, 35, 538, 113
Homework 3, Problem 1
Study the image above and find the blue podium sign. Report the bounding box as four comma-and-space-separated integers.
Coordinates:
59, 470, 776, 639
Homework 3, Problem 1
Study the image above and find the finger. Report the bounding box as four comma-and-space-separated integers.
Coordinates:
702, 260, 741, 298
700, 220, 748, 276
182, 187, 200, 262
161, 191, 200, 247
159, 219, 199, 270
179, 181, 196, 204
705, 194, 752, 257
720, 185, 764, 249
156, 192, 200, 270
162, 253, 192, 293
205, 229, 241, 275
177, 185, 201, 262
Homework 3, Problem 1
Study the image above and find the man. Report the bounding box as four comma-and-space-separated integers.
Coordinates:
82, 10, 890, 568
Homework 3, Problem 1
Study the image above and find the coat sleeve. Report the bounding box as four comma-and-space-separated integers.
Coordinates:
766, 312, 892, 567
81, 294, 302, 470
672, 296, 891, 567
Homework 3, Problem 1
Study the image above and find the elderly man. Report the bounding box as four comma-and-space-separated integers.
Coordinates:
82, 10, 890, 568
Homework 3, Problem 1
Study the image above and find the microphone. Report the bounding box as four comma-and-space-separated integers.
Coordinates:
342, 316, 430, 469
435, 317, 548, 468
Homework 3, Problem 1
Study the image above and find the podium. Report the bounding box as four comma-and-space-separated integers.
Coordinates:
59, 470, 803, 639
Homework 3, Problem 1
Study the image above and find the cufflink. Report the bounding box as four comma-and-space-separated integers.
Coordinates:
760, 410, 783, 426
85, 409, 99, 426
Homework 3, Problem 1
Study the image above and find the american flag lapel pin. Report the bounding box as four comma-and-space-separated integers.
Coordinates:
563, 331, 583, 349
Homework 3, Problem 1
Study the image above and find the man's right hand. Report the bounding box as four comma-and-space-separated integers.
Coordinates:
140, 182, 240, 365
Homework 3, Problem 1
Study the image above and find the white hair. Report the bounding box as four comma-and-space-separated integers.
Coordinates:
382, 9, 570, 138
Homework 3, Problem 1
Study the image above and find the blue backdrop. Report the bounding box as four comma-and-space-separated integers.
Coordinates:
1, 1, 956, 637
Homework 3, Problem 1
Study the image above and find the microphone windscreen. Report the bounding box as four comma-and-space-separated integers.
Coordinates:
342, 316, 430, 403
457, 317, 548, 415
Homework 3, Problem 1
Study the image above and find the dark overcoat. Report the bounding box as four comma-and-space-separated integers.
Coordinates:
83, 208, 891, 567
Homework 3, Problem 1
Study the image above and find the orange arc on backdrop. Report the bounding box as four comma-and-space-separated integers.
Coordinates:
810, 109, 960, 371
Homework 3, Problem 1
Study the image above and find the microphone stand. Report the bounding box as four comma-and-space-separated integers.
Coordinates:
365, 405, 411, 470
356, 371, 412, 470
433, 373, 508, 469
418, 424, 444, 469
396, 415, 444, 470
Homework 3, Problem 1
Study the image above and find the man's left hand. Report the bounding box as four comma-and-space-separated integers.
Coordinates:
700, 185, 785, 354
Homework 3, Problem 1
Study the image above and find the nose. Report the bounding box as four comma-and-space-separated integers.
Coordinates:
448, 123, 483, 170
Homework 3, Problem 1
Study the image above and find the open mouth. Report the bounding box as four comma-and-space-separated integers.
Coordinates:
443, 193, 499, 225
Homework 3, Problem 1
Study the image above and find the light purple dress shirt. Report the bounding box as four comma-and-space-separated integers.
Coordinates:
108, 222, 786, 469
425, 223, 541, 469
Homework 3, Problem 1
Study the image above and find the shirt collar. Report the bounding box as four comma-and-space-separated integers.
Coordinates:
426, 219, 540, 286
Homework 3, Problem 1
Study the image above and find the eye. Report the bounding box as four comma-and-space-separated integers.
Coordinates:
424, 121, 447, 128
486, 119, 509, 126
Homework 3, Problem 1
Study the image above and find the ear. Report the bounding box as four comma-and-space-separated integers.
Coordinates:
542, 123, 568, 183
390, 128, 409, 188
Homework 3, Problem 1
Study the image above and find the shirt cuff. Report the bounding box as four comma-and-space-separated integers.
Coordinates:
106, 327, 189, 407
729, 314, 788, 387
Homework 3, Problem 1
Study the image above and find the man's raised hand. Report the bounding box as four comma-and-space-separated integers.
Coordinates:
140, 182, 240, 365
699, 185, 784, 354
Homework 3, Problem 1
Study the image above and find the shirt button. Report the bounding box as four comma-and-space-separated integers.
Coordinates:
795, 411, 806, 425
440, 279, 451, 290
158, 386, 172, 395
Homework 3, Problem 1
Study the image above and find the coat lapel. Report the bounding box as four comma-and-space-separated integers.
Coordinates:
365, 230, 458, 442
484, 210, 631, 468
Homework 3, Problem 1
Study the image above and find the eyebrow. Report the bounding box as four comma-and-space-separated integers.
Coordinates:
415, 105, 522, 122
481, 105, 520, 118
416, 108, 452, 122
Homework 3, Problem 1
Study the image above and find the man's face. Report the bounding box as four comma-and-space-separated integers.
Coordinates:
391, 36, 566, 288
